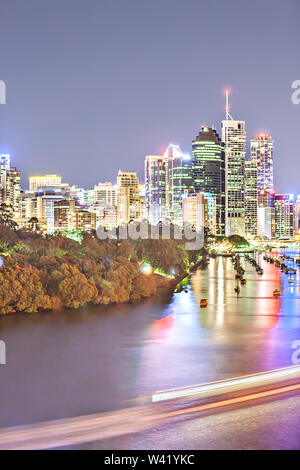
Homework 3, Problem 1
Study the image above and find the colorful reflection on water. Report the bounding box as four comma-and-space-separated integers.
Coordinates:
0, 251, 300, 428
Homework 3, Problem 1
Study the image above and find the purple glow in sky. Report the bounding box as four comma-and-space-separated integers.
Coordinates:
0, 0, 299, 193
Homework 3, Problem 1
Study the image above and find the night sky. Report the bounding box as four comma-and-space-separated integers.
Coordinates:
0, 0, 299, 193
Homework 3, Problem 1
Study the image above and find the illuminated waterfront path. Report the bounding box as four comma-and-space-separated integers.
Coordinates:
0, 250, 300, 449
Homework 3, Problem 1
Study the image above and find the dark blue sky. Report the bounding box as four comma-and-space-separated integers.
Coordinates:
0, 0, 299, 193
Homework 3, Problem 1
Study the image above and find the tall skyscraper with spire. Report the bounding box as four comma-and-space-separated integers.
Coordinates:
221, 90, 246, 236
192, 126, 225, 235
250, 134, 274, 191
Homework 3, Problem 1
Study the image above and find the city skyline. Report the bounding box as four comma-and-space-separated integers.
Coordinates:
0, 0, 299, 193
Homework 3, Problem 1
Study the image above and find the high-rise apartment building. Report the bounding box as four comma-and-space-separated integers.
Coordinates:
182, 192, 216, 235
294, 195, 300, 236
1, 167, 21, 217
145, 155, 168, 224
145, 145, 192, 226
75, 209, 97, 231
257, 207, 275, 239
54, 200, 76, 232
251, 134, 274, 191
221, 92, 246, 236
274, 194, 294, 240
257, 189, 275, 239
192, 127, 225, 235
164, 144, 193, 226
245, 160, 258, 237
36, 189, 63, 234
117, 170, 140, 224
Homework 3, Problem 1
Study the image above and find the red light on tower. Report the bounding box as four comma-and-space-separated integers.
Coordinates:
223, 87, 232, 118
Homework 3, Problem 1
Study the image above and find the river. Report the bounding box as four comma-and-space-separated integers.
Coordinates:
0, 251, 300, 432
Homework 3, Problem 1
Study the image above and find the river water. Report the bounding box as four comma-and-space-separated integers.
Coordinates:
0, 251, 300, 429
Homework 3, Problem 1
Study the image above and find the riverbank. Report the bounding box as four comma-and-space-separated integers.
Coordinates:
0, 226, 202, 314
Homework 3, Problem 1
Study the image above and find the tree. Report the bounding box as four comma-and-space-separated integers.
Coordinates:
0, 204, 17, 230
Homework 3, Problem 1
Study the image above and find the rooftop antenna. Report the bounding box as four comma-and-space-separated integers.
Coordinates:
225, 89, 233, 120
224, 88, 233, 237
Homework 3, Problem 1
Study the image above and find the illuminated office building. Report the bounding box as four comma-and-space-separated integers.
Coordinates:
29, 175, 62, 192
117, 170, 140, 224
75, 209, 97, 231
93, 182, 117, 206
90, 202, 117, 229
221, 91, 246, 236
274, 194, 294, 240
192, 127, 225, 235
182, 192, 216, 234
257, 207, 275, 239
257, 189, 275, 239
251, 134, 274, 191
1, 166, 21, 217
36, 189, 63, 234
68, 186, 88, 206
245, 160, 258, 237
145, 155, 168, 224
164, 144, 193, 226
0, 154, 10, 174
294, 195, 300, 235
258, 189, 275, 208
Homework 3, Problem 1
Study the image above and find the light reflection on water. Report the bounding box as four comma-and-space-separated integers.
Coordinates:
0, 252, 300, 428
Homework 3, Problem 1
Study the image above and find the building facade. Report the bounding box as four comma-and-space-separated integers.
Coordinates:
245, 160, 258, 237
251, 134, 274, 191
192, 127, 225, 235
117, 170, 140, 224
1, 166, 21, 217
221, 118, 246, 237
29, 175, 62, 192
145, 155, 168, 224
274, 194, 294, 240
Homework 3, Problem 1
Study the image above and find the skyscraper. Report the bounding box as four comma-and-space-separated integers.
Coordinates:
245, 160, 258, 237
192, 126, 225, 235
251, 134, 274, 191
294, 195, 300, 236
164, 144, 193, 226
274, 194, 294, 240
1, 166, 21, 217
221, 91, 246, 236
145, 155, 167, 224
145, 145, 192, 226
257, 189, 275, 239
117, 170, 140, 224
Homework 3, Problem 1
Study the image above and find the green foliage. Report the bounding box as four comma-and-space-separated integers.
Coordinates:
0, 228, 193, 314
228, 235, 250, 247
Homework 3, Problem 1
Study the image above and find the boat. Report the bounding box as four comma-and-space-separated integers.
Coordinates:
241, 279, 247, 285
288, 279, 293, 284
234, 286, 240, 294
200, 299, 208, 308
273, 289, 281, 297
235, 274, 241, 279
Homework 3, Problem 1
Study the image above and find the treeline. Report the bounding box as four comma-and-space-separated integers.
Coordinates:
0, 226, 197, 314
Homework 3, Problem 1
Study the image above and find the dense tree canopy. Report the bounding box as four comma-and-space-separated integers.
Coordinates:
0, 226, 194, 314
